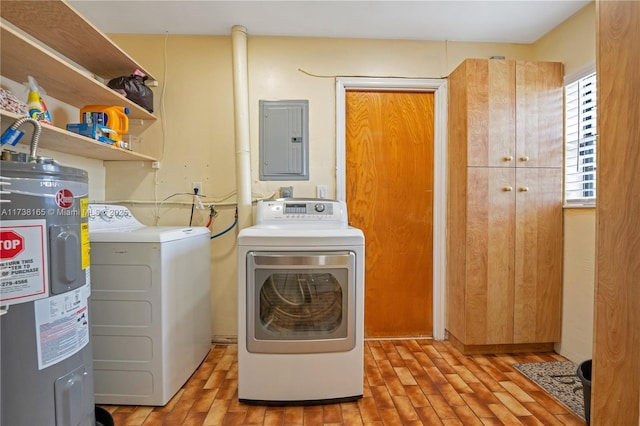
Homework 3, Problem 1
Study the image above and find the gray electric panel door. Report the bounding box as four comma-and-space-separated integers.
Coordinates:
259, 100, 309, 181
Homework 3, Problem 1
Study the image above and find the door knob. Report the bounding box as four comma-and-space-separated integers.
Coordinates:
503, 155, 513, 162
519, 187, 529, 192
520, 156, 530, 162
503, 186, 513, 192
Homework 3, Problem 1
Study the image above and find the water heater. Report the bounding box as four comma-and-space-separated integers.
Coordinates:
0, 157, 95, 426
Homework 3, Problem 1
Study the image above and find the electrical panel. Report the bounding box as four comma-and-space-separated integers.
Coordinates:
259, 100, 309, 181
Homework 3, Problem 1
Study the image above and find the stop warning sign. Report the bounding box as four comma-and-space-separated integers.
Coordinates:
0, 230, 24, 259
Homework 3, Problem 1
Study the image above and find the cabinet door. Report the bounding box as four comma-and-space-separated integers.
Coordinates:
515, 61, 564, 168
465, 167, 515, 344
466, 59, 516, 168
513, 168, 563, 343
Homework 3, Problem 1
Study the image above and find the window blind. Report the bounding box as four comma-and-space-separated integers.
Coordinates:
565, 72, 597, 204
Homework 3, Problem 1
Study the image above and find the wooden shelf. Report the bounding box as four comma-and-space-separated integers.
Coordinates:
0, 23, 156, 127
0, 0, 156, 82
1, 110, 157, 162
0, 1, 158, 163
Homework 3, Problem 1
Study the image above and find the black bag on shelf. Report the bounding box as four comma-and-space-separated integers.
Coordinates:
107, 74, 154, 113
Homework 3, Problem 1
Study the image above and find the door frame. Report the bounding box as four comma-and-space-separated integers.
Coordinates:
335, 77, 447, 340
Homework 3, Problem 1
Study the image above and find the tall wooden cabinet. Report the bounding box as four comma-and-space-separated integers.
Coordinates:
446, 59, 563, 354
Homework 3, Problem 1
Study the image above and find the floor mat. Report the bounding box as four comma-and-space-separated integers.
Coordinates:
513, 361, 586, 420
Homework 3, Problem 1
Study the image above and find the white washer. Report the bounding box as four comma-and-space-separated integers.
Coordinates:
237, 199, 364, 404
88, 204, 212, 406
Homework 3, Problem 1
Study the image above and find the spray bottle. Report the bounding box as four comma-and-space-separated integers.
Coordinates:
26, 76, 52, 124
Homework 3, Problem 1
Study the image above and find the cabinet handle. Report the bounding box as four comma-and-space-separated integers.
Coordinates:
520, 156, 530, 162
519, 187, 529, 192
503, 186, 513, 192
503, 155, 513, 162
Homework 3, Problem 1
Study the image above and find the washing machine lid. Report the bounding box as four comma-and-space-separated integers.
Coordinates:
88, 203, 211, 242
90, 225, 210, 243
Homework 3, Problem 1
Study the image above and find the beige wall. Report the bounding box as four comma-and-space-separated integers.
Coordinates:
556, 208, 596, 362
533, 2, 596, 76
106, 34, 533, 340
533, 2, 596, 363
103, 3, 596, 345
107, 35, 239, 339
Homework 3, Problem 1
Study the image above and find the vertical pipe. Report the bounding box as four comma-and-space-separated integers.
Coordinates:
231, 25, 252, 229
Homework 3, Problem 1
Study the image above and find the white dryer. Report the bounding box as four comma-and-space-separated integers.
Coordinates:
237, 199, 364, 404
88, 204, 211, 406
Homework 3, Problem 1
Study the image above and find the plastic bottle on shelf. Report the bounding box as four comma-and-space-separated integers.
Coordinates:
80, 105, 129, 141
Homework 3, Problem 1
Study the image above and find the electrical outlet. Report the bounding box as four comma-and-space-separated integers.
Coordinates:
317, 185, 327, 199
280, 186, 293, 198
192, 182, 202, 194
151, 161, 160, 169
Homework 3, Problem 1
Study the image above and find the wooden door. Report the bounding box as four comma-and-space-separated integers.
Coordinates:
513, 167, 562, 343
345, 90, 434, 338
465, 167, 516, 344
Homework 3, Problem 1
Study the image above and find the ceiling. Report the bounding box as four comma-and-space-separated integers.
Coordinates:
68, 0, 591, 44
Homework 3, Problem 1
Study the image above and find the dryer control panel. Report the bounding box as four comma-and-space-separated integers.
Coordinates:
256, 199, 348, 225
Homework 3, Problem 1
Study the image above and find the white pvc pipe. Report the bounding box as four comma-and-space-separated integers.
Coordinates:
231, 25, 252, 230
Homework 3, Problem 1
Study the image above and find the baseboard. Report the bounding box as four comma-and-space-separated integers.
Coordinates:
364, 336, 435, 341
212, 336, 238, 344
448, 332, 556, 355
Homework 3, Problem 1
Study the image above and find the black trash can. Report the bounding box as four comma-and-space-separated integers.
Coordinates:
577, 360, 592, 425
95, 406, 114, 426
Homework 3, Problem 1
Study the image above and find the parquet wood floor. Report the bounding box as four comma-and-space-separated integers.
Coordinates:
101, 339, 586, 425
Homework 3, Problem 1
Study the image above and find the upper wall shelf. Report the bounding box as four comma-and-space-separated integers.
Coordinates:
0, 0, 156, 82
0, 0, 158, 162
0, 23, 155, 125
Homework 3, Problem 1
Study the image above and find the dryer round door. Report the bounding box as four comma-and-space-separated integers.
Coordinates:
246, 251, 356, 354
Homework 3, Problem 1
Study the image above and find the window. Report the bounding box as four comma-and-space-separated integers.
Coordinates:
565, 72, 597, 204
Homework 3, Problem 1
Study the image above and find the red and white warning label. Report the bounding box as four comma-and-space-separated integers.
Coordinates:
0, 220, 49, 306
34, 284, 90, 370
